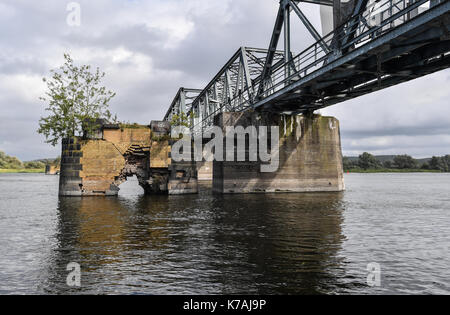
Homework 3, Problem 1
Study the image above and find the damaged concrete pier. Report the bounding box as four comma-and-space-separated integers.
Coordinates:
59, 121, 198, 196
213, 112, 344, 194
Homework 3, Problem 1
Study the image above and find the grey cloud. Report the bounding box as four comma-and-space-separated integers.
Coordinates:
342, 125, 450, 139
342, 135, 450, 158
323, 69, 450, 157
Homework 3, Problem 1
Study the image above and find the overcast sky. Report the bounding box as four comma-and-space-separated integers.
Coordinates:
0, 0, 449, 161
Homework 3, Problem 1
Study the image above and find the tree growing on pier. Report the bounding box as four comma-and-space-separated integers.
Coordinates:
170, 112, 193, 128
38, 54, 117, 146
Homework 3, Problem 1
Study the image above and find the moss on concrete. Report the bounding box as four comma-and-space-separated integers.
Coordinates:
119, 123, 148, 130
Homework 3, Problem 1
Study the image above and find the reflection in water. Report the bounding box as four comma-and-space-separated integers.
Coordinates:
2, 174, 449, 294
42, 183, 346, 294
209, 192, 347, 294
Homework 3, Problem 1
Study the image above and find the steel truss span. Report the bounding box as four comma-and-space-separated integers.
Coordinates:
164, 0, 450, 133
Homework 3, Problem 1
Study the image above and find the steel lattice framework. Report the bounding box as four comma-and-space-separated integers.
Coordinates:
163, 0, 450, 133
164, 47, 285, 132
164, 88, 202, 123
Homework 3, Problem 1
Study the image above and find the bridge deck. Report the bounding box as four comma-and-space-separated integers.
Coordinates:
164, 0, 450, 133
255, 0, 450, 113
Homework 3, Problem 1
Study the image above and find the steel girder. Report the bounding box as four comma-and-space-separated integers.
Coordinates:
298, 0, 333, 5
186, 47, 284, 133
164, 88, 202, 122
256, 0, 328, 101
337, 0, 369, 52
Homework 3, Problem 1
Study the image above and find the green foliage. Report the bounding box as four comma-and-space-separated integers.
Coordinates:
343, 153, 450, 172
429, 155, 450, 172
0, 169, 45, 173
443, 155, 450, 171
346, 168, 440, 173
343, 156, 358, 170
38, 53, 117, 146
0, 151, 23, 169
119, 122, 147, 130
24, 161, 46, 169
170, 112, 192, 128
0, 151, 59, 171
358, 152, 382, 170
393, 154, 417, 169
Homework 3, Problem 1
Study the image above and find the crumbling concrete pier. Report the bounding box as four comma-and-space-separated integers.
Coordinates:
59, 121, 198, 196
213, 112, 344, 194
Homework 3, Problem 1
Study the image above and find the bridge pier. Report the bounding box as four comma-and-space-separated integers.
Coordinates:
168, 160, 198, 195
58, 122, 199, 197
197, 161, 213, 181
212, 111, 345, 194
58, 114, 344, 196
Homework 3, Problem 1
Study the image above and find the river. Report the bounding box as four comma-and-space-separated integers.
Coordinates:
0, 173, 449, 294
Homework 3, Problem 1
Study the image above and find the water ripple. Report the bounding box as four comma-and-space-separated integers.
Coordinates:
0, 173, 449, 294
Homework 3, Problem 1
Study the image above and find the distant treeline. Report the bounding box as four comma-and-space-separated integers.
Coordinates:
0, 151, 59, 170
344, 152, 450, 172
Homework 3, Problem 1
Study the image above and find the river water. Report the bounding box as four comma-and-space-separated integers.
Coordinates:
0, 173, 449, 295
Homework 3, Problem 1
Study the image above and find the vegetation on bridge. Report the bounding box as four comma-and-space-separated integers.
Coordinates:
38, 53, 117, 146
170, 112, 193, 128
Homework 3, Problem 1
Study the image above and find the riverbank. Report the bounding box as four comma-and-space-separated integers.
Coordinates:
0, 169, 45, 174
346, 168, 442, 173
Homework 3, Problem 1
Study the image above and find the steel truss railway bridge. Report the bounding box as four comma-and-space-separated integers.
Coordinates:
59, 0, 450, 196
163, 0, 449, 133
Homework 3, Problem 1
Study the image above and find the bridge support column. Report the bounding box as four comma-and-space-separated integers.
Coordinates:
168, 160, 198, 195
59, 138, 84, 196
59, 137, 127, 196
197, 161, 213, 181
213, 111, 344, 194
